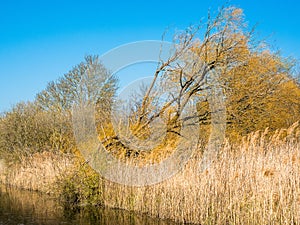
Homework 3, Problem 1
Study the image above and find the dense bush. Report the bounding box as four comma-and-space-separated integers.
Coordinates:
0, 102, 75, 161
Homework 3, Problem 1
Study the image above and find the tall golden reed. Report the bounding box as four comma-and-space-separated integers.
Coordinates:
99, 126, 300, 224
1, 124, 300, 224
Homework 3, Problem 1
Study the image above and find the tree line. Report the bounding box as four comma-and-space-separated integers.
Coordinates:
1, 6, 300, 162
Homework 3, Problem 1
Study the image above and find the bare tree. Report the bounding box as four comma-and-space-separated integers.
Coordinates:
36, 55, 117, 114
103, 7, 252, 160
120, 7, 248, 136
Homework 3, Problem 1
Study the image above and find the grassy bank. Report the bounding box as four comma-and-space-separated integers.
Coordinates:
1, 128, 300, 224
0, 152, 74, 193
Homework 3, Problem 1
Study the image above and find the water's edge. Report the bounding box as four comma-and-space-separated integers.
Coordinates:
0, 184, 179, 225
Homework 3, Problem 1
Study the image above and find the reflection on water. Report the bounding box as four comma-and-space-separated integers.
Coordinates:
0, 185, 179, 225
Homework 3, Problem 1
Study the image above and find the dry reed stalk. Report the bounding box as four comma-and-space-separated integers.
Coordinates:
1, 124, 300, 224
2, 151, 74, 193
98, 129, 300, 224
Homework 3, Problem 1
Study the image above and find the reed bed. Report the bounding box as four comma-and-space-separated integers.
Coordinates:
1, 125, 300, 224
0, 151, 73, 193
100, 129, 300, 224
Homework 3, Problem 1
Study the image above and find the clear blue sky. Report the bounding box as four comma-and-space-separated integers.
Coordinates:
0, 0, 300, 112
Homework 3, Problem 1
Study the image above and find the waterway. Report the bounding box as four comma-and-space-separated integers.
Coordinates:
0, 185, 179, 225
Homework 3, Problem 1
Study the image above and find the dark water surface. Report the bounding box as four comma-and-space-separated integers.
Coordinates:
0, 185, 179, 225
